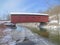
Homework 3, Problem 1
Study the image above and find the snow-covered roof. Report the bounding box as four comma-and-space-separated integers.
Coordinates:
10, 12, 48, 15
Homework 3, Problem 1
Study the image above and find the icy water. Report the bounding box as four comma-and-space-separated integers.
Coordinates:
15, 25, 56, 45
0, 25, 56, 45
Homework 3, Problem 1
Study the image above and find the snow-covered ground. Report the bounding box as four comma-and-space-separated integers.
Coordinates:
0, 21, 10, 24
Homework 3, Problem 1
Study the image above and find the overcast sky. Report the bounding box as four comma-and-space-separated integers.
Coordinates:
0, 0, 60, 18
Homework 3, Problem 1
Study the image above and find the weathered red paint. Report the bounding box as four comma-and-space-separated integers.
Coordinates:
11, 14, 48, 23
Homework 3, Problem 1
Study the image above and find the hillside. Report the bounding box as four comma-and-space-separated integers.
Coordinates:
45, 5, 60, 26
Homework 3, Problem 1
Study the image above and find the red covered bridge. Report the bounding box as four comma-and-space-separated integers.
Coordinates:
10, 13, 48, 23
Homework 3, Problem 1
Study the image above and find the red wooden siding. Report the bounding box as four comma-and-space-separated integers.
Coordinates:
11, 14, 48, 23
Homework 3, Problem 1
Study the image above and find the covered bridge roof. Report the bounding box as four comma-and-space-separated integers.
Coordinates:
10, 12, 48, 16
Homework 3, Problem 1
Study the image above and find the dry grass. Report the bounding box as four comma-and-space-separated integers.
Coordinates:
28, 27, 60, 44
26, 27, 49, 38
0, 24, 7, 38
